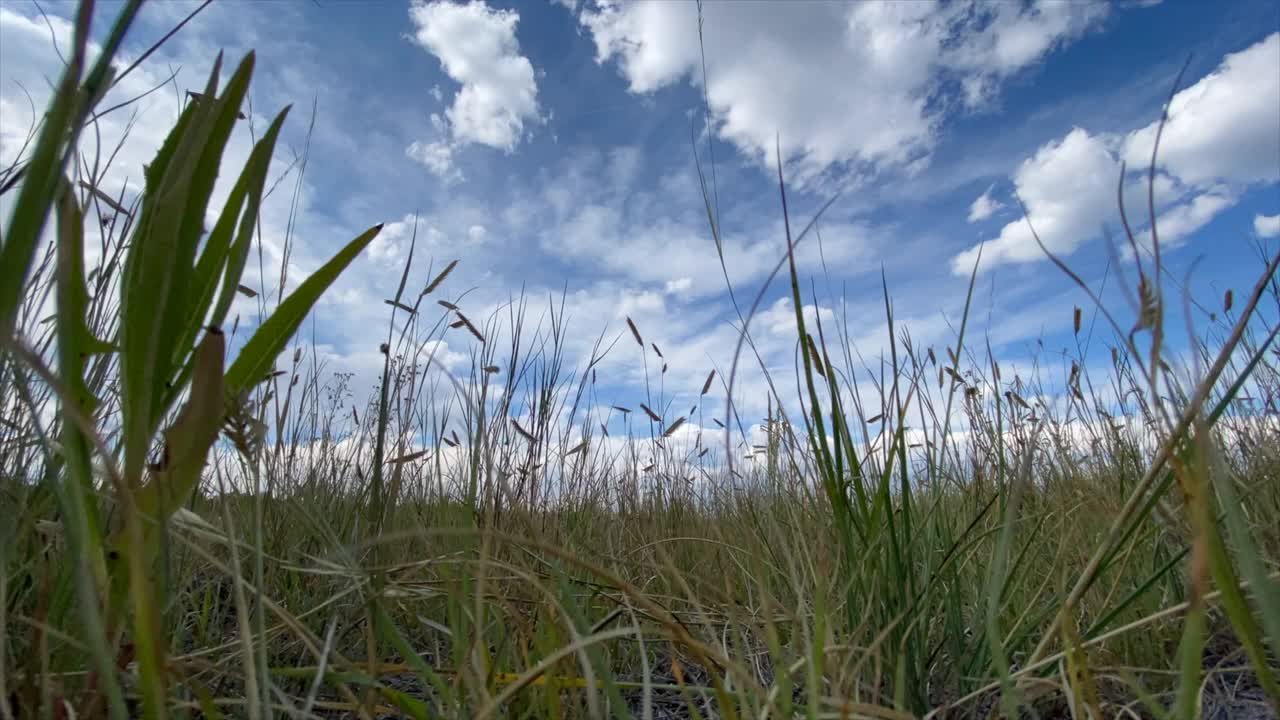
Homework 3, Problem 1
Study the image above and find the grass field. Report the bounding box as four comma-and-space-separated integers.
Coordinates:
2, 2, 1279, 718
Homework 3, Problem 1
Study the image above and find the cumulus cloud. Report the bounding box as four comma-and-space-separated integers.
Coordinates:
754, 296, 836, 344
407, 0, 540, 174
1122, 33, 1280, 189
368, 214, 499, 271
967, 185, 1004, 222
1255, 213, 1280, 238
951, 128, 1117, 272
0, 7, 247, 207
951, 33, 1280, 274
368, 231, 407, 266
579, 1, 1108, 184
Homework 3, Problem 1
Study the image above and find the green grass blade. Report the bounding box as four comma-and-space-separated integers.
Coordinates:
1202, 507, 1280, 703
208, 107, 291, 330
130, 329, 226, 528
1086, 546, 1189, 639
1207, 450, 1280, 662
0, 0, 142, 338
118, 55, 225, 484
165, 107, 289, 412
167, 57, 262, 360
373, 602, 452, 715
53, 179, 129, 720
0, 11, 88, 337
166, 55, 256, 352
224, 223, 383, 397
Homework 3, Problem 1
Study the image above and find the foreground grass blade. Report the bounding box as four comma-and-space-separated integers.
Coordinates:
223, 223, 383, 397
0, 0, 142, 339
53, 180, 129, 720
118, 53, 226, 487
1208, 455, 1280, 661
165, 107, 291, 413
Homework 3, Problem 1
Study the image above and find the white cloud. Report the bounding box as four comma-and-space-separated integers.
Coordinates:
579, 1, 1107, 184
945, 3, 1110, 107
0, 8, 197, 200
406, 140, 462, 182
951, 128, 1117, 272
408, 0, 540, 152
419, 339, 469, 372
1122, 33, 1280, 188
952, 33, 1280, 274
366, 214, 500, 273
755, 296, 836, 344
1255, 213, 1280, 238
967, 185, 1004, 223
1102, 184, 1234, 261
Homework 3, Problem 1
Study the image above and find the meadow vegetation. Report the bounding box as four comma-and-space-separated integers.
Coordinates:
2, 2, 1278, 718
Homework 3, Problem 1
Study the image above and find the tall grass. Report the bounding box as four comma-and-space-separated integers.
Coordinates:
3, 2, 1279, 718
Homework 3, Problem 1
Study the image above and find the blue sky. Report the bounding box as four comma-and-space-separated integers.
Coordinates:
2, 0, 1278, 444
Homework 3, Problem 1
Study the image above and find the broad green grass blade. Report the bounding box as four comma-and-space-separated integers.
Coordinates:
207, 107, 291, 330
1208, 456, 1280, 661
53, 179, 129, 720
1202, 505, 1280, 703
164, 55, 257, 354
110, 328, 225, 720
164, 107, 290, 412
224, 223, 384, 397
130, 329, 226, 528
118, 55, 225, 484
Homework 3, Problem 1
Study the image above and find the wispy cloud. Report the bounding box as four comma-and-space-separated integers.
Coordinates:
967, 185, 1004, 223
406, 139, 463, 183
